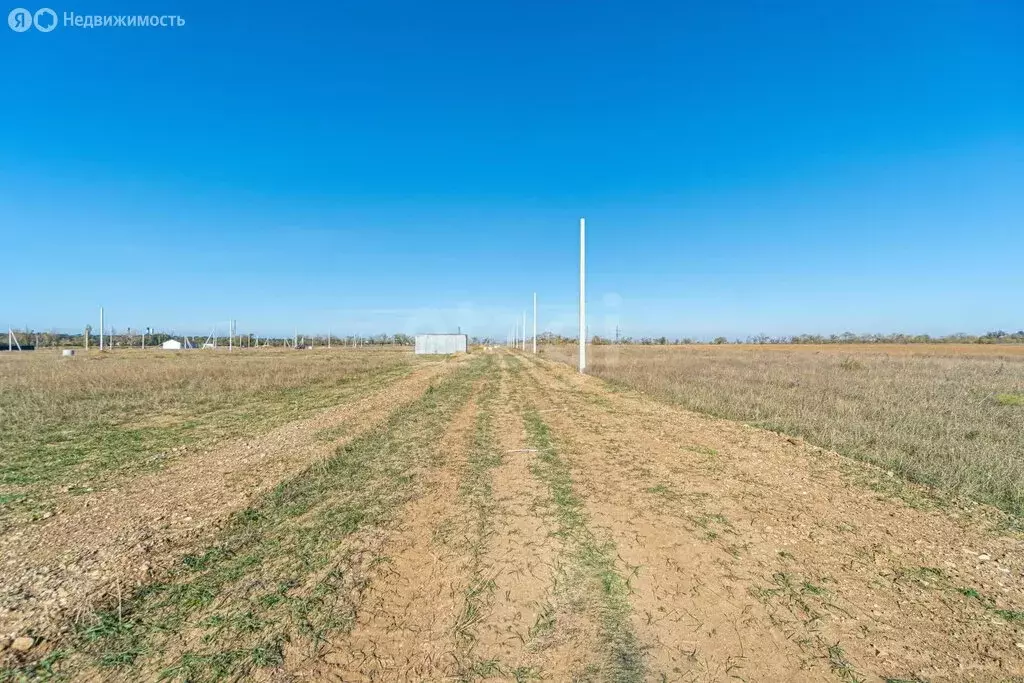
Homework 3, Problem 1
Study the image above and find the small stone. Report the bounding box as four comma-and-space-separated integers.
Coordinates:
1016, 642, 1024, 650
11, 636, 34, 652
978, 554, 992, 561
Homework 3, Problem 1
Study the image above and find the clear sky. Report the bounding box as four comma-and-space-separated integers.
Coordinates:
2, 1, 1021, 340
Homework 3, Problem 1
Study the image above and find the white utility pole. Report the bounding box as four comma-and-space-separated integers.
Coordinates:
579, 217, 586, 372
99, 307, 104, 351
229, 320, 233, 351
533, 292, 537, 354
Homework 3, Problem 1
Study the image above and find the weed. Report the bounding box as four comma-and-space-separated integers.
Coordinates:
994, 609, 1024, 624
826, 641, 863, 682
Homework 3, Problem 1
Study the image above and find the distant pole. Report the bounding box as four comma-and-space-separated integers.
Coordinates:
229, 320, 233, 352
533, 292, 537, 354
328, 328, 331, 350
294, 328, 298, 349
99, 307, 104, 351
579, 217, 586, 372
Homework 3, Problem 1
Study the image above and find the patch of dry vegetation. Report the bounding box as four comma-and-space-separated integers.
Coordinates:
542, 344, 1024, 514
0, 349, 414, 527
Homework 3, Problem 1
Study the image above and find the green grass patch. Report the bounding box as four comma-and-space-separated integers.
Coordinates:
995, 393, 1024, 406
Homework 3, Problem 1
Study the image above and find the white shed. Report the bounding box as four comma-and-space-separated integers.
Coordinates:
161, 339, 183, 350
415, 334, 468, 355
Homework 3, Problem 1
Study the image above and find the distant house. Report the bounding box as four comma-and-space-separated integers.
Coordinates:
161, 339, 183, 350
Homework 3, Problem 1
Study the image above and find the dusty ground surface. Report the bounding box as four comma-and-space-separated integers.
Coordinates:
2, 350, 1022, 682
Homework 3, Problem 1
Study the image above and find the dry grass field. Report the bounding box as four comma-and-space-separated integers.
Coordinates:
1, 348, 1022, 682
0, 348, 416, 532
543, 344, 1024, 515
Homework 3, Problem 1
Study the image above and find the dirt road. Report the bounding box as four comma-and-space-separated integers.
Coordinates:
5, 351, 1023, 681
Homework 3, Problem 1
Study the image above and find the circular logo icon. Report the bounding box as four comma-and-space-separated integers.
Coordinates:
33, 7, 57, 32
7, 7, 32, 31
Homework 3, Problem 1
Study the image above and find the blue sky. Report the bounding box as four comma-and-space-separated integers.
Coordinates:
1, 0, 1021, 340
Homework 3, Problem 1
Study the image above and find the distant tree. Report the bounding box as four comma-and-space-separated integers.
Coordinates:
713, 336, 727, 345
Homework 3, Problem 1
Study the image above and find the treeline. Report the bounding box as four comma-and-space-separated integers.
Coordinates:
5, 329, 418, 349
8, 328, 1024, 349
537, 331, 1024, 346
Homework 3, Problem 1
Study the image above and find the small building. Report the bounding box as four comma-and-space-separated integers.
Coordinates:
415, 333, 468, 355
161, 339, 183, 350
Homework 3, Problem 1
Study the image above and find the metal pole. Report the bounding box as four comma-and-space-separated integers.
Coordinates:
579, 217, 586, 372
99, 307, 104, 351
533, 292, 537, 354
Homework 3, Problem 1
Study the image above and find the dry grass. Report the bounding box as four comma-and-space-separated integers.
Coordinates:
542, 344, 1024, 514
0, 348, 414, 527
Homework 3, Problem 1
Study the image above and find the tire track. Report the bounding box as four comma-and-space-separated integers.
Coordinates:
464, 353, 587, 680
309, 378, 484, 681
519, 353, 817, 681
